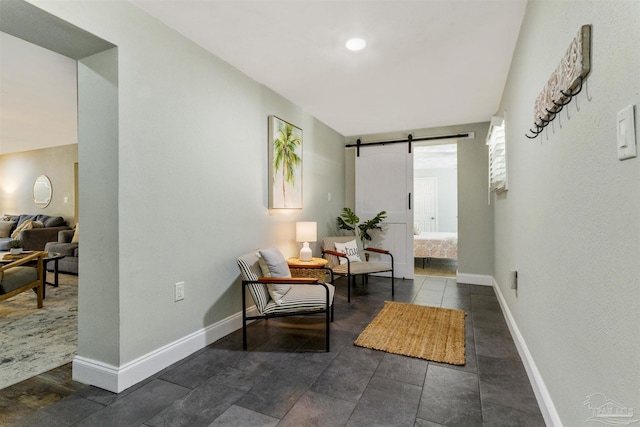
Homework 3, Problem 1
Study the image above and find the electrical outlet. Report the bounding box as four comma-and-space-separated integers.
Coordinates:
174, 281, 185, 301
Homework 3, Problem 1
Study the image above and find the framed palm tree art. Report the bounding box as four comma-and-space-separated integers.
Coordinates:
269, 115, 303, 209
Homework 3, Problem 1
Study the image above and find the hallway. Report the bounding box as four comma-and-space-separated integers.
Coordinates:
5, 275, 544, 426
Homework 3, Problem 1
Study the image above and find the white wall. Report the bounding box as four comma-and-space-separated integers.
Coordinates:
23, 0, 346, 391
494, 1, 640, 424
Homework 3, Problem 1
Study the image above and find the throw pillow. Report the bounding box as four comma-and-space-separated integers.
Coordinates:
0, 221, 16, 238
258, 247, 292, 305
256, 252, 271, 277
334, 240, 362, 265
11, 220, 35, 239
71, 223, 79, 243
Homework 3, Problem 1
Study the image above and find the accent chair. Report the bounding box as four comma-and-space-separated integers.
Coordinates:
0, 251, 45, 308
237, 249, 335, 352
322, 236, 394, 302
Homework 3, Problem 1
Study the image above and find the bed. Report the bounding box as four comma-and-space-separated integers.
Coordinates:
414, 232, 458, 260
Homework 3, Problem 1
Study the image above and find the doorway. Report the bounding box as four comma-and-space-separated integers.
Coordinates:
413, 143, 458, 276
0, 0, 118, 389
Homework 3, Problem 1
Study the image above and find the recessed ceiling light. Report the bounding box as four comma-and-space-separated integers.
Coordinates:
345, 37, 366, 51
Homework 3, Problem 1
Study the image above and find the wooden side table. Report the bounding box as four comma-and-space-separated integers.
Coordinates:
287, 257, 328, 282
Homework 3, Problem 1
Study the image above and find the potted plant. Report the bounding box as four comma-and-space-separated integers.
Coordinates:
9, 239, 23, 255
336, 207, 387, 247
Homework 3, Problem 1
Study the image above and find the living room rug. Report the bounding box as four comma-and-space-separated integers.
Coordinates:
0, 273, 78, 390
354, 301, 466, 365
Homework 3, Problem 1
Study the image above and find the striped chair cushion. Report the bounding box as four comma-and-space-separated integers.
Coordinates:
262, 283, 334, 315
238, 251, 334, 315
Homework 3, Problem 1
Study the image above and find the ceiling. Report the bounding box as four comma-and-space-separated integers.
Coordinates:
131, 0, 528, 137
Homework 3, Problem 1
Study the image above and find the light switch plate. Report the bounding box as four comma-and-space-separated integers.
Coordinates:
617, 105, 637, 160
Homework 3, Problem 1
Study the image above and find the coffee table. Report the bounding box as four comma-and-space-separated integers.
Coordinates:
43, 252, 66, 288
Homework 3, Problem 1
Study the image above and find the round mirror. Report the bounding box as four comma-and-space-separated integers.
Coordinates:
33, 175, 52, 208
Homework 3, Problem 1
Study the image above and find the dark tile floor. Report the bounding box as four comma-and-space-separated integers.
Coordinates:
3, 274, 546, 426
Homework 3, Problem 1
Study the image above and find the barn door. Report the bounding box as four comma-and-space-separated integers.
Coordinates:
355, 143, 413, 279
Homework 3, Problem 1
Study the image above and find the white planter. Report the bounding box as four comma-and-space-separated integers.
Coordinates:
10, 248, 23, 255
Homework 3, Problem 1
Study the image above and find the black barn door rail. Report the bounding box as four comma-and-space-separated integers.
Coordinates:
346, 133, 473, 157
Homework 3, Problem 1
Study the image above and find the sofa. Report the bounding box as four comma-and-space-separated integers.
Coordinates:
44, 228, 78, 275
0, 214, 71, 251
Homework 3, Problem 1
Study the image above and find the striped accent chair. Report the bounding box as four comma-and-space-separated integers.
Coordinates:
237, 251, 335, 352
322, 236, 394, 302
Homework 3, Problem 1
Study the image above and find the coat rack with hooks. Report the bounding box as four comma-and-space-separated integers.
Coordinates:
526, 25, 591, 139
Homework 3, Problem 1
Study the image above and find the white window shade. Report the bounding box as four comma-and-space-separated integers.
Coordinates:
487, 116, 508, 196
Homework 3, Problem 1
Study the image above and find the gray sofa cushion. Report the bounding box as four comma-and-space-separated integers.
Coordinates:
45, 242, 78, 257
0, 238, 12, 251
18, 214, 65, 228
2, 214, 66, 228
0, 266, 38, 294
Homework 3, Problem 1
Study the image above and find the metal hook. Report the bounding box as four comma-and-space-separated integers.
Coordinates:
545, 108, 558, 121
538, 115, 553, 125
527, 76, 586, 138
552, 97, 571, 108
560, 76, 583, 98
525, 124, 545, 139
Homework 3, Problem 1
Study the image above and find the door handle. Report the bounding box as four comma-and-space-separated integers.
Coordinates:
408, 193, 412, 210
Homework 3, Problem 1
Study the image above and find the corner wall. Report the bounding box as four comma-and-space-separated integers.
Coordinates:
494, 1, 640, 424
27, 0, 346, 391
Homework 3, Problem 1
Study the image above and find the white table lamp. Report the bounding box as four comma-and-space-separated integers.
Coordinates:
296, 221, 317, 262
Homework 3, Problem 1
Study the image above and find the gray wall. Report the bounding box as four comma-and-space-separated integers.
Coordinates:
0, 144, 77, 223
494, 1, 640, 424
25, 0, 346, 380
345, 121, 492, 276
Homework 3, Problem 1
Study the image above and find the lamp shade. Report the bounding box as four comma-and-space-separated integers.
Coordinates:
296, 222, 317, 243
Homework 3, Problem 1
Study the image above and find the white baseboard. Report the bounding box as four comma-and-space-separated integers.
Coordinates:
456, 272, 492, 286
493, 279, 562, 427
73, 307, 257, 393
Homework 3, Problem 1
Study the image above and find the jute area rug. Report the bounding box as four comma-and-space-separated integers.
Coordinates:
0, 273, 78, 390
355, 301, 466, 365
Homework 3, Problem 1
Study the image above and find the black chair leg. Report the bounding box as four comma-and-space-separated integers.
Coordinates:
326, 308, 330, 352
242, 321, 247, 350
391, 266, 395, 297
